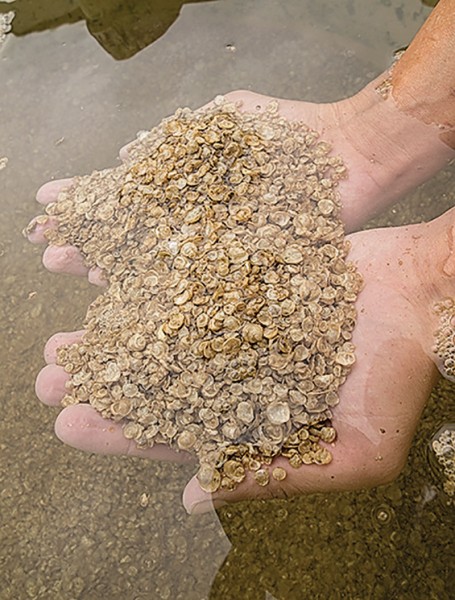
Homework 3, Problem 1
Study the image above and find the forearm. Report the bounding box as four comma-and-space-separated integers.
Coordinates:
336, 0, 455, 227
391, 0, 455, 147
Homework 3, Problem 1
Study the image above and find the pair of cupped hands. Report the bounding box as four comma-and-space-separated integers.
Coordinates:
27, 88, 455, 514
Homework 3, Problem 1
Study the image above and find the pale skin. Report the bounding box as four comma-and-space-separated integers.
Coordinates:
27, 0, 455, 513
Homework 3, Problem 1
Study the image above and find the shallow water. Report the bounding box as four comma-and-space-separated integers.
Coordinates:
0, 0, 454, 598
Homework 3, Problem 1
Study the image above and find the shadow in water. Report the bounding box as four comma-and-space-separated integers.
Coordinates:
0, 0, 217, 59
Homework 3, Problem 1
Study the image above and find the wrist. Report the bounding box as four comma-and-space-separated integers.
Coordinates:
357, 73, 455, 173
419, 207, 455, 295
332, 77, 455, 229
390, 0, 455, 142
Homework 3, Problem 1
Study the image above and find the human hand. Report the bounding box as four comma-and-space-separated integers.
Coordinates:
184, 209, 454, 513
212, 86, 454, 232
27, 174, 454, 513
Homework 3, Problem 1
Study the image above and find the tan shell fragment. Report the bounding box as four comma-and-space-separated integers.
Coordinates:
102, 361, 121, 383
177, 430, 197, 450
233, 206, 252, 222
185, 206, 204, 224
289, 454, 303, 469
254, 468, 270, 486
283, 245, 303, 264
223, 336, 241, 354
123, 422, 144, 440
222, 422, 240, 440
111, 398, 133, 418
167, 312, 185, 330
95, 203, 115, 221
197, 464, 221, 493
236, 401, 255, 424
266, 402, 291, 425
272, 467, 287, 481
127, 333, 147, 352
335, 352, 356, 366
314, 447, 333, 465
242, 323, 264, 344
228, 244, 249, 264
320, 426, 337, 443
180, 241, 198, 258
318, 199, 335, 216
223, 460, 246, 484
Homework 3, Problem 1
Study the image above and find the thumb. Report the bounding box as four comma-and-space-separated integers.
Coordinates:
182, 456, 314, 515
182, 476, 225, 515
182, 431, 382, 514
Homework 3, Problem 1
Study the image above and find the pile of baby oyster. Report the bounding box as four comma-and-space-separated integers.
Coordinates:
432, 298, 455, 382
42, 98, 363, 492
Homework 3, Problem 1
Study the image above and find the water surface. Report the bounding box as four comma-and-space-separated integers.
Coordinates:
0, 1, 453, 598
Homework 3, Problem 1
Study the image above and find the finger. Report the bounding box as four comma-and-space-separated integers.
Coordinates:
119, 142, 133, 161
44, 330, 85, 363
42, 244, 89, 276
24, 215, 59, 244
183, 455, 316, 515
182, 425, 375, 515
29, 178, 73, 247
55, 404, 194, 463
36, 178, 74, 205
26, 221, 107, 284
35, 364, 69, 406
37, 243, 106, 284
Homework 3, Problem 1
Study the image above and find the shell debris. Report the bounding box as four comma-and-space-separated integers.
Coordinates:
0, 10, 14, 47
431, 426, 455, 500
432, 298, 455, 382
44, 99, 363, 492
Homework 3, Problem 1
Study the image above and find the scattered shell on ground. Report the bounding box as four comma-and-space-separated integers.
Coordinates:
0, 10, 14, 46
431, 424, 455, 500
432, 299, 455, 383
